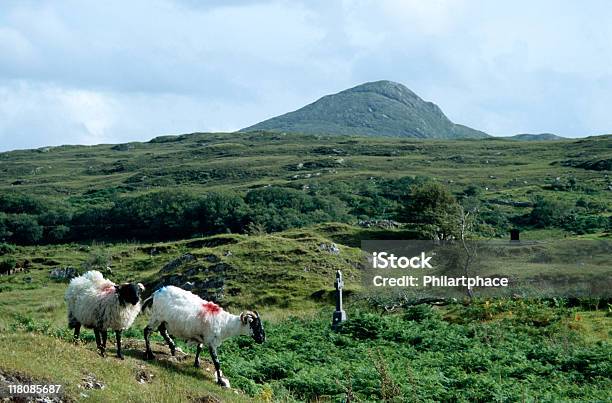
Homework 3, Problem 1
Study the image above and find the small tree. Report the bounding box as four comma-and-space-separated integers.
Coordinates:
399, 181, 460, 240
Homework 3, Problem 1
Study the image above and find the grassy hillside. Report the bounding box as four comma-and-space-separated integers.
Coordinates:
2, 131, 608, 200
1, 227, 611, 401
0, 132, 610, 401
504, 133, 565, 141
0, 131, 610, 246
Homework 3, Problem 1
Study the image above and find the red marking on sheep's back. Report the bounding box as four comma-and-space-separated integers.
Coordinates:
199, 301, 222, 317
100, 284, 115, 295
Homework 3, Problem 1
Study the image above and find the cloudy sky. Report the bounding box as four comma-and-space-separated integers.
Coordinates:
1, 0, 611, 151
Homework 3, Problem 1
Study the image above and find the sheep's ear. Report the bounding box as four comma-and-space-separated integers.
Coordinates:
138, 283, 145, 291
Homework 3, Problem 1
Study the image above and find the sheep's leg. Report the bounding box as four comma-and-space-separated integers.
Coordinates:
115, 330, 124, 359
94, 328, 105, 357
144, 326, 155, 360
158, 322, 176, 356
209, 346, 229, 388
101, 330, 108, 349
194, 344, 203, 368
73, 322, 81, 343
68, 312, 80, 343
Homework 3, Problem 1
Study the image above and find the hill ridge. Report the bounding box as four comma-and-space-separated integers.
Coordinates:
240, 80, 489, 139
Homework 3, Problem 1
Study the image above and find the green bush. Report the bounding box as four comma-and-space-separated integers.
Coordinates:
403, 304, 440, 322
0, 242, 16, 255
529, 196, 573, 228
0, 257, 17, 273
215, 304, 611, 401
338, 313, 384, 340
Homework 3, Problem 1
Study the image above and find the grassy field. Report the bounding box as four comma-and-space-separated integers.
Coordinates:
1, 132, 610, 200
1, 225, 611, 401
0, 132, 611, 401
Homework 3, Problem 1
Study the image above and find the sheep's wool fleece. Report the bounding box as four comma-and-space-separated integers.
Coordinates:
65, 270, 141, 330
148, 286, 244, 347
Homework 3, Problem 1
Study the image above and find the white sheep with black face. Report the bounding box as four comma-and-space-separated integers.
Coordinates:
65, 270, 144, 359
142, 285, 265, 388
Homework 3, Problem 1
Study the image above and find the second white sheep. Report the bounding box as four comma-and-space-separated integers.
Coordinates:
142, 285, 265, 387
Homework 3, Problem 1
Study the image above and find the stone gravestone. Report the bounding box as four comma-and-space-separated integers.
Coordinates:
332, 270, 347, 330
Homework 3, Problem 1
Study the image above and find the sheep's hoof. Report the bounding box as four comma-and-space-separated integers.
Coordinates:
116, 354, 124, 360
215, 373, 230, 388
144, 351, 155, 361
194, 360, 201, 368
216, 378, 230, 388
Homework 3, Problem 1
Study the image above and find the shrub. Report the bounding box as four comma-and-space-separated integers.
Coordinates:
529, 196, 573, 228
0, 242, 16, 255
0, 257, 17, 273
4, 214, 43, 244
339, 313, 384, 340
403, 305, 440, 322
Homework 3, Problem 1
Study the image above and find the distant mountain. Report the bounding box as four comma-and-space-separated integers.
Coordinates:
504, 133, 565, 141
240, 80, 489, 139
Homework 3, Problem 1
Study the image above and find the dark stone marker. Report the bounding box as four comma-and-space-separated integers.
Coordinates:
332, 270, 347, 330
510, 229, 520, 241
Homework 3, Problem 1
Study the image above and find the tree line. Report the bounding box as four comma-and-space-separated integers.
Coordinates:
0, 177, 609, 245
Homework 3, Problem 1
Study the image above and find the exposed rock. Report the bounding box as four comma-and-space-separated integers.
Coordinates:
357, 219, 401, 229
79, 374, 104, 390
318, 243, 340, 255
201, 254, 220, 263
50, 267, 80, 281
0, 369, 69, 402
556, 158, 612, 171
161, 254, 195, 273
135, 365, 154, 384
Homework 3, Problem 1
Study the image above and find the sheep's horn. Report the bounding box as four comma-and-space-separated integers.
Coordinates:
254, 310, 260, 318
138, 283, 145, 291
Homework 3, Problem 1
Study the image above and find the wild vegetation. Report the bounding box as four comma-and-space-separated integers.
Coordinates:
0, 131, 610, 401
1, 132, 610, 247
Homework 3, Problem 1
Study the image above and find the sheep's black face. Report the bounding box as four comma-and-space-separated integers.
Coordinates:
116, 283, 143, 306
249, 312, 265, 344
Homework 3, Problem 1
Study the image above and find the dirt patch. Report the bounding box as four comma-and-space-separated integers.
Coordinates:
0, 369, 72, 402
135, 365, 154, 385
78, 374, 104, 390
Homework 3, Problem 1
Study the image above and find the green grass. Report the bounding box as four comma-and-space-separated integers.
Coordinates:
0, 331, 245, 402
2, 299, 608, 402
1, 132, 609, 205
0, 132, 610, 401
